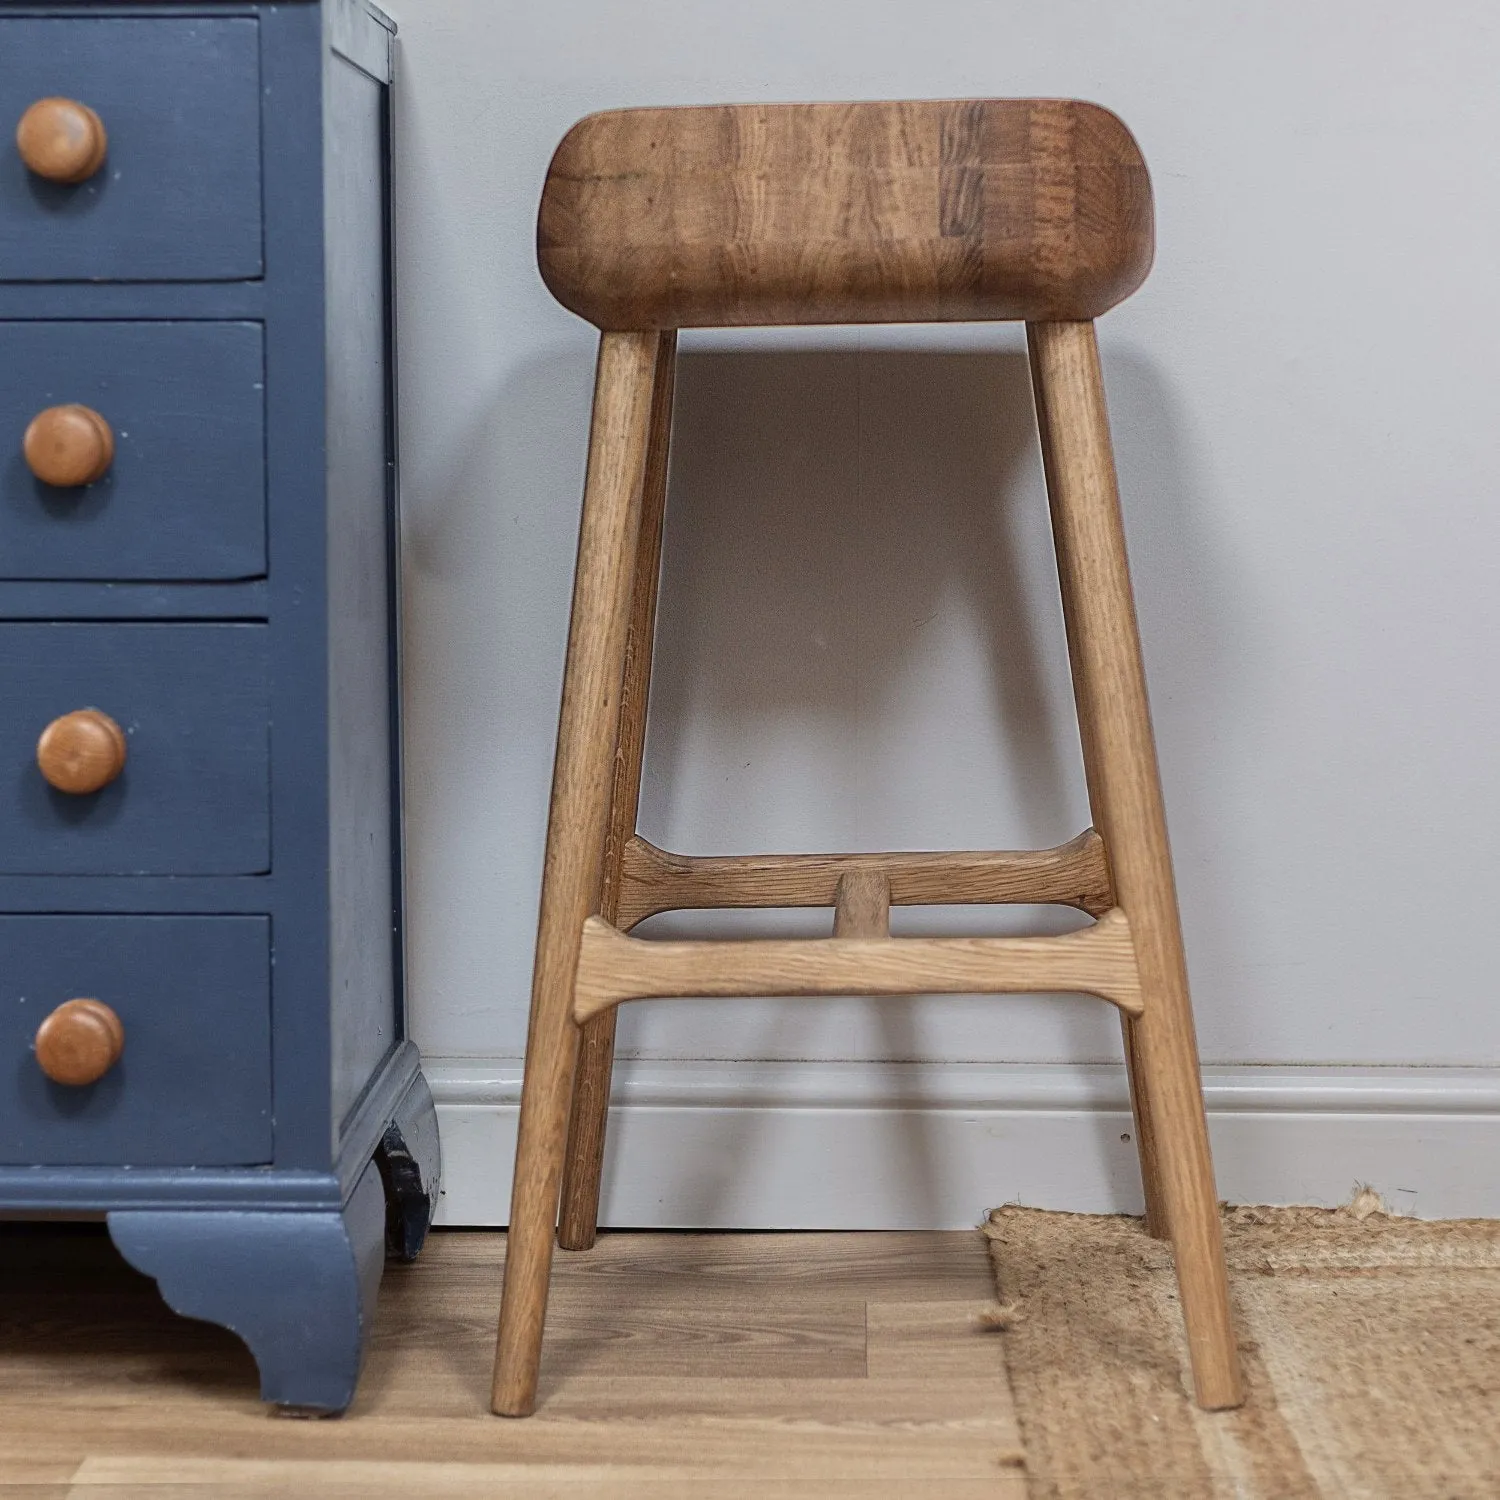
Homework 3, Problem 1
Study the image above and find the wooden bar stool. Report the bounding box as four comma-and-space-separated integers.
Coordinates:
493, 98, 1243, 1417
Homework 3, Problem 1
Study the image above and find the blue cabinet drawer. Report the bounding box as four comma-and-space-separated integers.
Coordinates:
0, 18, 262, 282
1, 322, 265, 581
0, 624, 269, 875
0, 914, 271, 1166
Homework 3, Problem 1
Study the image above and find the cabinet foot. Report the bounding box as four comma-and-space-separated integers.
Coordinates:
376, 1068, 441, 1260
107, 1158, 386, 1414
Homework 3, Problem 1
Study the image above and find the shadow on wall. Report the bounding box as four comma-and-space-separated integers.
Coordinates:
643, 347, 1074, 852
640, 344, 1240, 950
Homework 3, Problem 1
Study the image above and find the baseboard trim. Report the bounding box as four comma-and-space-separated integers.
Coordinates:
427, 1060, 1500, 1228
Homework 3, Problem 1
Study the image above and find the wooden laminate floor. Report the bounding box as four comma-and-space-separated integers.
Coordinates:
0, 1224, 1025, 1498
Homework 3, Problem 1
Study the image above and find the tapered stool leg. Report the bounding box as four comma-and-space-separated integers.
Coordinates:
558, 331, 678, 1251
1119, 1014, 1169, 1238
1045, 454, 1170, 1242
492, 330, 663, 1417
1027, 319, 1242, 1410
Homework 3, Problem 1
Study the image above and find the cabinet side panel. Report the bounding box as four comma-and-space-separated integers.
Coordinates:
324, 44, 401, 1133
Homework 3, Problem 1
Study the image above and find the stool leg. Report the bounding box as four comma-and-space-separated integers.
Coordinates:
558, 330, 678, 1251
1120, 1013, 1169, 1238
1051, 498, 1170, 1241
492, 329, 663, 1417
1027, 319, 1243, 1410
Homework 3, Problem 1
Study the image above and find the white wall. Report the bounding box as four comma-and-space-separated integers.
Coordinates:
384, 0, 1500, 1223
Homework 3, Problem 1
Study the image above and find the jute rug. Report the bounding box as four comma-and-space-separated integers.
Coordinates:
983, 1194, 1500, 1499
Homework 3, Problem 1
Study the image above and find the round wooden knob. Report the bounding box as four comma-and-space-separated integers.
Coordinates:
24, 404, 115, 489
16, 97, 108, 184
35, 999, 125, 1087
37, 709, 127, 795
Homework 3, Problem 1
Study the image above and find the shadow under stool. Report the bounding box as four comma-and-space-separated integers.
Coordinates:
492, 97, 1244, 1417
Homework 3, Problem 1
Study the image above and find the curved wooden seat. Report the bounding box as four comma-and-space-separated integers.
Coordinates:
538, 98, 1154, 330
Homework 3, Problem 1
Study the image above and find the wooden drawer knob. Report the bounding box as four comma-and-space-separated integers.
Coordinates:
36, 998, 125, 1087
37, 709, 127, 795
24, 404, 115, 489
16, 97, 108, 184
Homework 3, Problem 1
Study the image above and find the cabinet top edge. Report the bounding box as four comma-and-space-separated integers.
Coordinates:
361, 0, 394, 34
0, 0, 395, 24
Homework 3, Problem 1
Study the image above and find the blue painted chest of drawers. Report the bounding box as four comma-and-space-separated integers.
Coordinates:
0, 0, 439, 1414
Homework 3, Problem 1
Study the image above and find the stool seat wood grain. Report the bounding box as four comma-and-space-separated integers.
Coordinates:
497, 96, 1239, 1424
539, 100, 1153, 329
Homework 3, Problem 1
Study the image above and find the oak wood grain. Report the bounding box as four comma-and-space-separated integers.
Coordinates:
0, 1225, 1025, 1497
864, 1301, 1012, 1380
538, 1293, 867, 1380
558, 331, 678, 1252
618, 828, 1114, 928
832, 869, 891, 938
539, 99, 1153, 329
1027, 318, 1241, 1409
572, 908, 1145, 1022
446, 1221, 996, 1300
492, 331, 662, 1417
64, 1459, 1023, 1498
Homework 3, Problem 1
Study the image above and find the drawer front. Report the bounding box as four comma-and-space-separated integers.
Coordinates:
0, 624, 269, 875
1, 322, 265, 581
0, 19, 262, 282
0, 915, 270, 1166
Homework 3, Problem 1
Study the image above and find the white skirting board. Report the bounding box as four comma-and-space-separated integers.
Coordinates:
427, 1060, 1500, 1228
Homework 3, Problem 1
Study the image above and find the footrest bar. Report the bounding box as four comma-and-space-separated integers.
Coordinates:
616, 828, 1113, 929
572, 908, 1143, 1022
